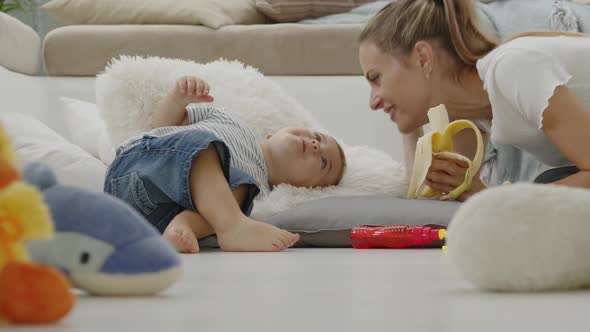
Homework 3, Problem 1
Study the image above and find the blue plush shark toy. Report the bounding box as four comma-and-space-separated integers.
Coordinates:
22, 163, 182, 296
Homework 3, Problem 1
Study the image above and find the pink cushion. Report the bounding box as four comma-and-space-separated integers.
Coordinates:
256, 0, 377, 22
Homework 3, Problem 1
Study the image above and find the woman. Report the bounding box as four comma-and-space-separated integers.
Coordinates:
358, 0, 590, 201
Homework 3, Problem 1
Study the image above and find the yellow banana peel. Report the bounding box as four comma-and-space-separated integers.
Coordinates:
407, 104, 484, 201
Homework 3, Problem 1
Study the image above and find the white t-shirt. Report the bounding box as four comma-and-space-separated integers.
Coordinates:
476, 36, 590, 167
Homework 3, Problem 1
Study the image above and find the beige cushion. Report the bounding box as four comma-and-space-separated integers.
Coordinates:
256, 0, 375, 22
0, 12, 41, 75
42, 0, 266, 29
43, 24, 363, 76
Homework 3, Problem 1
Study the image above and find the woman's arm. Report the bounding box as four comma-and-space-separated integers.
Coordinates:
151, 76, 214, 129
541, 86, 590, 188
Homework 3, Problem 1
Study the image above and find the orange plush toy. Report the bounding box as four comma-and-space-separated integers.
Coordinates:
0, 124, 75, 324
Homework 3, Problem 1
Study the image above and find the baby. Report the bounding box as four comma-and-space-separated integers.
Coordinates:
104, 76, 346, 253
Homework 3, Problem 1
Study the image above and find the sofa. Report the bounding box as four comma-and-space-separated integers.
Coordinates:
37, 0, 372, 76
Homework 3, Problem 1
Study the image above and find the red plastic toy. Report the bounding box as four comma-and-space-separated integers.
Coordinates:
350, 225, 446, 249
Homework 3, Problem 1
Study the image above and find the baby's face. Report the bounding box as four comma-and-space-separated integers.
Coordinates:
266, 127, 344, 188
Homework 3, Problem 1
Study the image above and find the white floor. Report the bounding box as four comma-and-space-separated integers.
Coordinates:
7, 249, 590, 332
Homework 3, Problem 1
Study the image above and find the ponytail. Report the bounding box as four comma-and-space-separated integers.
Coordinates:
359, 0, 497, 67
442, 0, 497, 65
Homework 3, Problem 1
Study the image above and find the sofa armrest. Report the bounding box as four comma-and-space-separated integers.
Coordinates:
0, 12, 41, 75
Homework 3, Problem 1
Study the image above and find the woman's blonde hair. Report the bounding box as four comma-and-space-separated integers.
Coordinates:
359, 0, 497, 67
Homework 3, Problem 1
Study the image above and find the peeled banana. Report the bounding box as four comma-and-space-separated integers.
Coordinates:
406, 104, 484, 200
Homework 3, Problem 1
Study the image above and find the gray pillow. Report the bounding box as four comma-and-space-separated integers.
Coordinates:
199, 196, 460, 248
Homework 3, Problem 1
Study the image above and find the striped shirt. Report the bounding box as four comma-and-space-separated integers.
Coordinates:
118, 105, 270, 197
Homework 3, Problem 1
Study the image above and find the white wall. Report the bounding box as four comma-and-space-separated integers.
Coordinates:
271, 76, 403, 160
0, 67, 404, 161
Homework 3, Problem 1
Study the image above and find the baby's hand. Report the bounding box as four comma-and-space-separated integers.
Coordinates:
172, 76, 214, 104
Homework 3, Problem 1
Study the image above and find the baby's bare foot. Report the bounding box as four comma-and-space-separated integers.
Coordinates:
163, 225, 199, 254
217, 217, 299, 252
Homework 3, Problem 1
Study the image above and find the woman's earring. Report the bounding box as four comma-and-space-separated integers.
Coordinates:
426, 66, 432, 79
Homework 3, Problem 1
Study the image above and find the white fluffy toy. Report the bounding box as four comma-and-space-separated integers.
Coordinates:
447, 183, 590, 292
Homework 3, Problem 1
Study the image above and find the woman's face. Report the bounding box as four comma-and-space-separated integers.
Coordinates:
359, 42, 433, 134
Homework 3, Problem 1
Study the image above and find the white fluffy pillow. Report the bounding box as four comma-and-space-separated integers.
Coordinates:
96, 56, 407, 219
96, 57, 320, 147
251, 145, 407, 220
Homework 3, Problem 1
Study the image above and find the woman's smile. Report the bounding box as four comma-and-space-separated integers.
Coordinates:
384, 105, 398, 122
